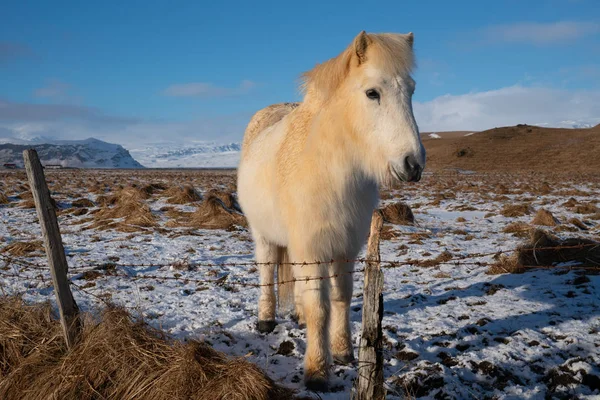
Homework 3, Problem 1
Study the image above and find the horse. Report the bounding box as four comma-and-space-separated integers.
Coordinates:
237, 31, 425, 391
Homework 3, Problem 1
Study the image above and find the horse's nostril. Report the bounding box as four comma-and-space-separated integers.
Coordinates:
404, 155, 422, 182
404, 155, 415, 170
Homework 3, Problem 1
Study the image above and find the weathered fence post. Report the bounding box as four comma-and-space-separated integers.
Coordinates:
356, 210, 385, 399
23, 149, 81, 349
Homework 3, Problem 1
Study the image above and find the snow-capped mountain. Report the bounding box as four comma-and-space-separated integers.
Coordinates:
0, 138, 144, 168
534, 119, 600, 129
128, 142, 241, 168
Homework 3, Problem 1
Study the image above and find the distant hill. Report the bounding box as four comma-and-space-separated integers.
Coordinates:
0, 138, 144, 169
423, 124, 600, 173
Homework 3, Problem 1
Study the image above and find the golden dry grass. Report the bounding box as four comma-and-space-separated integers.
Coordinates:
0, 191, 9, 205
71, 198, 95, 208
91, 187, 157, 232
530, 209, 559, 226
503, 222, 533, 238
515, 229, 600, 268
164, 185, 202, 204
501, 203, 533, 217
188, 195, 247, 230
0, 297, 293, 400
0, 241, 44, 257
381, 201, 415, 225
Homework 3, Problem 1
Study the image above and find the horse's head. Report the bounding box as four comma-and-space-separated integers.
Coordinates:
347, 31, 425, 183
303, 31, 425, 183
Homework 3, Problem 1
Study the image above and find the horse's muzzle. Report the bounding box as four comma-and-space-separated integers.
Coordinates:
403, 155, 423, 182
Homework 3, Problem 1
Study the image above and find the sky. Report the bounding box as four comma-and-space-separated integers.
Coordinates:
1, 0, 599, 147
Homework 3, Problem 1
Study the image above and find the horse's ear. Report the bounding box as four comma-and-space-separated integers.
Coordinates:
354, 30, 370, 64
406, 32, 414, 48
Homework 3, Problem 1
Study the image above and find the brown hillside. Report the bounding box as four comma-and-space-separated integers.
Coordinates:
423, 124, 600, 172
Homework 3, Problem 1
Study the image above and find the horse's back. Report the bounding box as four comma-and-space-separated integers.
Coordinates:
241, 102, 300, 153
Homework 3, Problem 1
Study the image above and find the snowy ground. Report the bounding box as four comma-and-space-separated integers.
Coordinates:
1, 169, 599, 399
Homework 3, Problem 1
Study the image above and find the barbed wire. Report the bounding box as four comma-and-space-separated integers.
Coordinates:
1, 241, 598, 294
1, 241, 598, 274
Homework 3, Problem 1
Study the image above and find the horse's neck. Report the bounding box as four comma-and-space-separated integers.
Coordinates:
294, 103, 377, 196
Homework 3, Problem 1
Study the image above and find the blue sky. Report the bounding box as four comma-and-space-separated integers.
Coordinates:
1, 0, 599, 146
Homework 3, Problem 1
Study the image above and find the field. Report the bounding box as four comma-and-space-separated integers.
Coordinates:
1, 167, 599, 399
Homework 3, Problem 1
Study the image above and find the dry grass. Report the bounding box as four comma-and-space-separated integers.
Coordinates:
503, 222, 533, 238
0, 297, 293, 400
516, 229, 600, 268
0, 241, 44, 257
569, 218, 589, 231
531, 209, 559, 226
188, 195, 247, 230
487, 254, 525, 275
417, 250, 453, 268
0, 191, 9, 205
141, 182, 169, 196
92, 187, 157, 232
573, 203, 600, 215
381, 202, 415, 225
71, 198, 95, 208
164, 185, 202, 204
206, 189, 242, 212
501, 203, 533, 217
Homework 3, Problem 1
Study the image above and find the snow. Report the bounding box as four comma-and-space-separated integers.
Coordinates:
128, 142, 241, 168
428, 133, 442, 139
1, 171, 599, 399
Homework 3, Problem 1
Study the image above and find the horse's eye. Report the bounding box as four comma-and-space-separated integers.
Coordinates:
365, 89, 380, 101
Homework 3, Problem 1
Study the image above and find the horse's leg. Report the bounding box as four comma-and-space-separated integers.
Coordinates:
295, 258, 331, 391
329, 260, 354, 364
255, 235, 278, 333
293, 277, 305, 326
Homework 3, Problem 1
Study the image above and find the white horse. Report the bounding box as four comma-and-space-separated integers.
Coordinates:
237, 31, 425, 391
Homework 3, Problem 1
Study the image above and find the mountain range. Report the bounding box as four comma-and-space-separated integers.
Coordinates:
0, 138, 143, 168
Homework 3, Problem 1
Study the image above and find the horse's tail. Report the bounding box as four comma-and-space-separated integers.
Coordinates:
277, 246, 294, 314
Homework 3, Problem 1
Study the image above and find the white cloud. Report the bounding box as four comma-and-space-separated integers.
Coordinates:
483, 21, 599, 45
163, 80, 256, 97
414, 85, 600, 131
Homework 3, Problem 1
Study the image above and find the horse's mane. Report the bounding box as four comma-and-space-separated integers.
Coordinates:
300, 33, 415, 103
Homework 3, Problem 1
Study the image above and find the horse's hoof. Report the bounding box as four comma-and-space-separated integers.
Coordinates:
333, 352, 355, 365
257, 320, 276, 333
305, 376, 329, 392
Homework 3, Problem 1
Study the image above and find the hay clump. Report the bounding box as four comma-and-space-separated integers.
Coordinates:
0, 191, 9, 205
501, 203, 533, 217
206, 189, 242, 212
486, 254, 524, 275
516, 229, 600, 268
503, 222, 533, 238
381, 201, 415, 225
93, 186, 157, 232
0, 241, 44, 257
142, 182, 169, 196
71, 198, 95, 208
573, 203, 600, 215
531, 209, 559, 226
0, 297, 293, 400
189, 195, 247, 230
164, 185, 202, 204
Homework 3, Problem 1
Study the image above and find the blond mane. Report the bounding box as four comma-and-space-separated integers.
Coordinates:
300, 32, 415, 103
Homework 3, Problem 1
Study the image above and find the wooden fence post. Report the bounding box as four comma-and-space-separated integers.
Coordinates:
356, 210, 385, 400
23, 149, 81, 349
